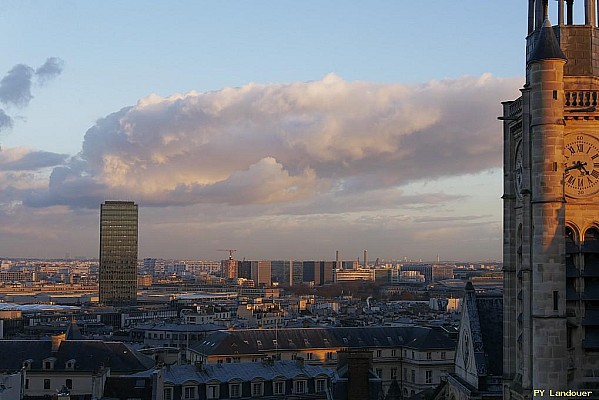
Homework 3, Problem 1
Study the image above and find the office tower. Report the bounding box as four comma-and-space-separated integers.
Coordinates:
291, 261, 303, 286
400, 264, 433, 283
221, 258, 238, 280
503, 1, 599, 395
271, 260, 292, 286
99, 201, 138, 306
237, 260, 271, 287
251, 260, 272, 288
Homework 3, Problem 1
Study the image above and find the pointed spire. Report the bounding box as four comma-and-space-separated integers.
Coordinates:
528, 18, 567, 63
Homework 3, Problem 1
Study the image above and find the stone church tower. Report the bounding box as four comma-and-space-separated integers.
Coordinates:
503, 1, 599, 398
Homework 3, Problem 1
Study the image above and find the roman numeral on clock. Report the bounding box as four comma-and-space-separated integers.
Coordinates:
567, 175, 576, 185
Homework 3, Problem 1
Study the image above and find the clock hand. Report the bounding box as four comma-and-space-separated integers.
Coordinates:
579, 162, 590, 175
565, 161, 589, 174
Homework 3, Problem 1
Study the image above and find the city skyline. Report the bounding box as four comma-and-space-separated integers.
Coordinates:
0, 2, 537, 260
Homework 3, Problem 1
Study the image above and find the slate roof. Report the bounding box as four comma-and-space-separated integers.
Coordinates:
463, 282, 502, 378
132, 322, 223, 333
190, 326, 455, 356
156, 361, 333, 384
0, 339, 154, 373
528, 18, 566, 63
475, 294, 503, 377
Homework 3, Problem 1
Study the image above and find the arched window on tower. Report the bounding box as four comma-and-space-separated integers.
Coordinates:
517, 224, 524, 355
583, 228, 599, 277
582, 227, 599, 349
566, 227, 579, 301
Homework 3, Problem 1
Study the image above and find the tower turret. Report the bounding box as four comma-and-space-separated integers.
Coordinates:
504, 1, 599, 398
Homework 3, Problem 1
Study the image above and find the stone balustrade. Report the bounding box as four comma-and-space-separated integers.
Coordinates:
565, 90, 599, 108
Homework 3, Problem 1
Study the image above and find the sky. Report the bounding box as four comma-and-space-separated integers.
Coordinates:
0, 1, 544, 262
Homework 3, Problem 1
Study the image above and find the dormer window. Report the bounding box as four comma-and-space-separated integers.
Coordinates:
22, 359, 33, 370
43, 357, 56, 370
65, 359, 76, 370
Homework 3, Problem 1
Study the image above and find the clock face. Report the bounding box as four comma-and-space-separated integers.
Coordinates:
514, 142, 523, 200
564, 134, 599, 198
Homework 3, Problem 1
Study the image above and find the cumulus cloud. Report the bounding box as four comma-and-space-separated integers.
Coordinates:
35, 57, 64, 84
0, 148, 69, 210
21, 73, 519, 210
0, 109, 13, 131
0, 149, 67, 171
0, 57, 63, 132
0, 64, 34, 107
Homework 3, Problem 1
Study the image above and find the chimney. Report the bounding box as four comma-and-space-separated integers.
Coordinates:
363, 250, 368, 268
345, 349, 372, 400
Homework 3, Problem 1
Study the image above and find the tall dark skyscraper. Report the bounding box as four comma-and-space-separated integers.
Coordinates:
99, 201, 138, 306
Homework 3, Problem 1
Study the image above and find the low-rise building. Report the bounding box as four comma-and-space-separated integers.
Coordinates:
130, 322, 222, 349
188, 326, 455, 398
0, 331, 154, 399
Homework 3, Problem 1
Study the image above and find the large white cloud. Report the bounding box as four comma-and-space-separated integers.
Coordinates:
19, 73, 520, 209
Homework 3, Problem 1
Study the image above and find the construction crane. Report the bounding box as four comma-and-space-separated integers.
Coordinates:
217, 249, 237, 260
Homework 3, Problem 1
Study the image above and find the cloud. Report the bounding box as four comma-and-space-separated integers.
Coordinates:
19, 73, 520, 211
0, 58, 63, 132
0, 149, 68, 171
0, 109, 13, 131
0, 64, 34, 107
35, 57, 64, 84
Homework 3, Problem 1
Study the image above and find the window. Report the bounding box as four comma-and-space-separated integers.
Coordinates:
376, 350, 382, 357
252, 382, 263, 397
274, 381, 285, 395
411, 351, 414, 359
411, 370, 416, 383
184, 386, 196, 399
404, 368, 407, 380
294, 380, 306, 394
65, 379, 73, 389
44, 379, 51, 390
25, 379, 29, 390
207, 385, 219, 399
230, 384, 241, 398
391, 368, 397, 379
376, 368, 383, 378
306, 352, 313, 360
164, 388, 173, 400
427, 352, 432, 360
426, 370, 433, 384
316, 379, 326, 392
326, 351, 334, 360
391, 349, 396, 357
441, 351, 446, 359
45, 361, 51, 370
